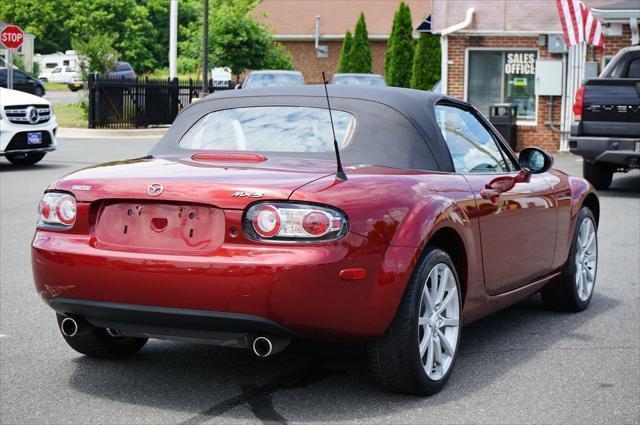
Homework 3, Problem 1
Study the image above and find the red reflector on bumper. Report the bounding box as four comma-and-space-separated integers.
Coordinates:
339, 268, 366, 281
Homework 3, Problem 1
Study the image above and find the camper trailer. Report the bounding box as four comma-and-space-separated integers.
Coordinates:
34, 51, 81, 82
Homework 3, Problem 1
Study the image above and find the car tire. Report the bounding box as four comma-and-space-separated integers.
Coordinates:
6, 152, 46, 166
34, 86, 45, 97
368, 247, 462, 395
56, 314, 148, 358
542, 207, 597, 312
583, 161, 613, 190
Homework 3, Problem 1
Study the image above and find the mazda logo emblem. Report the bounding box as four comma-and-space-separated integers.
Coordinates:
147, 183, 164, 196
25, 106, 39, 124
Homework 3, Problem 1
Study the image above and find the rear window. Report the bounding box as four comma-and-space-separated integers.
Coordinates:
243, 74, 303, 89
333, 76, 386, 86
179, 106, 356, 152
114, 62, 131, 72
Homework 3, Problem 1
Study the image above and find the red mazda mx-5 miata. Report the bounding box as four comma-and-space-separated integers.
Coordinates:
32, 86, 599, 395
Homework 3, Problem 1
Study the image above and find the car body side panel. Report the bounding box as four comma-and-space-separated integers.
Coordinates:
463, 173, 558, 295
544, 169, 599, 270
290, 169, 485, 325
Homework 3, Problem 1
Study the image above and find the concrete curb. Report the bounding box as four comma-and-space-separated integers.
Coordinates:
58, 127, 168, 139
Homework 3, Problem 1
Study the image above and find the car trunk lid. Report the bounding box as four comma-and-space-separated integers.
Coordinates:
52, 156, 335, 209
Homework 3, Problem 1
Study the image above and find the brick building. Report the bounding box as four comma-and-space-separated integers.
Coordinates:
432, 0, 639, 152
252, 0, 431, 84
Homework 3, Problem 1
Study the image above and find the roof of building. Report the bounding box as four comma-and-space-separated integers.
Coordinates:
252, 0, 432, 40
431, 0, 628, 34
593, 0, 640, 10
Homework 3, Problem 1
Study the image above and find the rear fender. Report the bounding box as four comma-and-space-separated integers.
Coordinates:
372, 195, 481, 329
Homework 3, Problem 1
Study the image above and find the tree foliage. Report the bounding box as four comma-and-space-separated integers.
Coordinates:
347, 13, 372, 74
338, 30, 353, 73
385, 2, 414, 87
411, 34, 441, 91
0, 0, 71, 53
384, 7, 400, 81
263, 41, 294, 71
0, 0, 289, 77
72, 34, 118, 76
63, 0, 157, 73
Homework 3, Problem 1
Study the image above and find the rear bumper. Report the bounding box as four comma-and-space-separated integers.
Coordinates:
32, 230, 416, 342
569, 135, 640, 166
49, 297, 297, 340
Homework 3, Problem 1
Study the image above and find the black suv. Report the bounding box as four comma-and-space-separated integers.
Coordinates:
0, 68, 46, 96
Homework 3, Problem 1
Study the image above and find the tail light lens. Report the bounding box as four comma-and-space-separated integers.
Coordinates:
244, 202, 348, 242
38, 192, 77, 230
573, 85, 585, 120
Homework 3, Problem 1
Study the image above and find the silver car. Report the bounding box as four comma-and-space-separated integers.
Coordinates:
240, 70, 304, 89
329, 73, 387, 86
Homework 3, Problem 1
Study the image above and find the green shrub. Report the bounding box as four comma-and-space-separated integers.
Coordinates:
338, 30, 353, 73
411, 33, 441, 91
386, 3, 414, 87
384, 7, 400, 81
347, 13, 372, 74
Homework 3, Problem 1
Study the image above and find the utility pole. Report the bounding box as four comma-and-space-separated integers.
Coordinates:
202, 0, 209, 95
169, 0, 178, 80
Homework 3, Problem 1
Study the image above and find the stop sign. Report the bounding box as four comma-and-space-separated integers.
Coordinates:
1, 25, 24, 49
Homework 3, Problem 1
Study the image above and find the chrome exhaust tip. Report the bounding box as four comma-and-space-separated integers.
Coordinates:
252, 336, 273, 357
60, 317, 79, 337
106, 328, 121, 337
252, 335, 289, 358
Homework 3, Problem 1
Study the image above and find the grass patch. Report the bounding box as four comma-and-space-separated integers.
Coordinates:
53, 102, 87, 128
44, 82, 68, 91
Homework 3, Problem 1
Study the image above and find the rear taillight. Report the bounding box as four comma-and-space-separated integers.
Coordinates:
38, 192, 77, 230
573, 85, 585, 120
244, 202, 348, 242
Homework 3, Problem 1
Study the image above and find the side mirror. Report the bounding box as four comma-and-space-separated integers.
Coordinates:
519, 147, 553, 174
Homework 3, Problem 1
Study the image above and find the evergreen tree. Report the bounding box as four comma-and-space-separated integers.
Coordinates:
386, 3, 415, 88
384, 7, 401, 81
338, 30, 353, 73
347, 13, 372, 74
410, 33, 441, 91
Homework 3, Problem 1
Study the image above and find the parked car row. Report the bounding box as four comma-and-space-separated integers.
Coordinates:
236, 70, 389, 89
1, 61, 137, 97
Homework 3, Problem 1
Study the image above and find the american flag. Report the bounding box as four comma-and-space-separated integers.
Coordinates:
556, 0, 605, 50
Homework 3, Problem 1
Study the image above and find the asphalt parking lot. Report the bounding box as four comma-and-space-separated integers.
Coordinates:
44, 90, 85, 105
1, 138, 639, 424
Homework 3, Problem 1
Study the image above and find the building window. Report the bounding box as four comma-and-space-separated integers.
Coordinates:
467, 49, 538, 123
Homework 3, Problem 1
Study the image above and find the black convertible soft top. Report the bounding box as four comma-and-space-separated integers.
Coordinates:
151, 85, 465, 172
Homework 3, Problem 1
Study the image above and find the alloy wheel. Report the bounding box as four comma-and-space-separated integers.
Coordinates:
418, 263, 460, 380
575, 217, 597, 301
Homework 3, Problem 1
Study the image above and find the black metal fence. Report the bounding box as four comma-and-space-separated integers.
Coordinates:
88, 75, 233, 129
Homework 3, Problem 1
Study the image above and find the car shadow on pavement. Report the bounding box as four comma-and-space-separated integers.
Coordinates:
66, 292, 619, 423
602, 171, 640, 198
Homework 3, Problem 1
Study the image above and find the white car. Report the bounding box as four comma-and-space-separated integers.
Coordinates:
39, 66, 80, 83
0, 87, 58, 165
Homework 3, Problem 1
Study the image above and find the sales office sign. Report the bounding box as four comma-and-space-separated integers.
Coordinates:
505, 52, 536, 75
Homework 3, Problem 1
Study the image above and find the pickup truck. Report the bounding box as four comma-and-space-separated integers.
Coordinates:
570, 45, 640, 189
